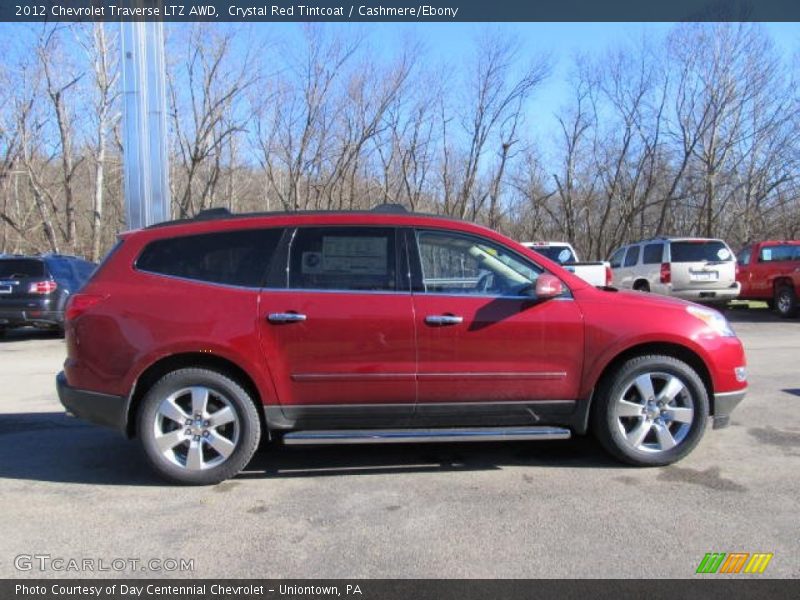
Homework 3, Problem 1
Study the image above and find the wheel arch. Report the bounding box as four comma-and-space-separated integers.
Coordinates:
584, 342, 714, 432
632, 278, 650, 291
125, 352, 266, 439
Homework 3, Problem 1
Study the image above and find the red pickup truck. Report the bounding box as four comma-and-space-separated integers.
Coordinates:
736, 241, 800, 318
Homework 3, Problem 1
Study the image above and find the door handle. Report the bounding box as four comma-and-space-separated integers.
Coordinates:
267, 312, 307, 323
425, 314, 464, 326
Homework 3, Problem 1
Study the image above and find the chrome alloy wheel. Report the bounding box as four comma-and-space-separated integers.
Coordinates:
613, 372, 695, 454
153, 386, 240, 471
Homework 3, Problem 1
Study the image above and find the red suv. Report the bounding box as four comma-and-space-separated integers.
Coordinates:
57, 206, 747, 484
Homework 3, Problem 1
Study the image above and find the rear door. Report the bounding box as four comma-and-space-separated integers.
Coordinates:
669, 240, 736, 291
409, 228, 584, 421
258, 226, 416, 425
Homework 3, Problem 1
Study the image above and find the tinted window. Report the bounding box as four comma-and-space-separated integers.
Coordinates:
137, 229, 282, 287
289, 227, 397, 292
623, 246, 640, 267
417, 230, 541, 297
643, 244, 664, 265
532, 245, 576, 264
0, 259, 45, 278
759, 244, 797, 262
737, 246, 752, 266
46, 259, 75, 280
609, 248, 625, 269
671, 241, 732, 263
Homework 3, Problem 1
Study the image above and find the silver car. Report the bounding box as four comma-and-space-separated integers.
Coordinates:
608, 237, 740, 304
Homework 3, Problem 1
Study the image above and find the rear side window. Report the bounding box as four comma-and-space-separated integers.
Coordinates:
289, 227, 398, 292
759, 244, 797, 262
46, 259, 74, 280
533, 245, 576, 264
642, 244, 663, 265
0, 259, 45, 278
671, 241, 732, 263
137, 229, 283, 287
609, 248, 625, 268
623, 246, 640, 267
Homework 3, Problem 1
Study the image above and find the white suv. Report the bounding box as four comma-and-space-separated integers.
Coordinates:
608, 237, 740, 304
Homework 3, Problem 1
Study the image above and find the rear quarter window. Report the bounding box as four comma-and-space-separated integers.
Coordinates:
137, 229, 283, 288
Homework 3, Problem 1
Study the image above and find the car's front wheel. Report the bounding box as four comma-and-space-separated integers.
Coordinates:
592, 355, 708, 466
138, 368, 261, 485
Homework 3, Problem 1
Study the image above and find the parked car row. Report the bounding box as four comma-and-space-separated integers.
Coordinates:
0, 254, 97, 336
528, 236, 799, 318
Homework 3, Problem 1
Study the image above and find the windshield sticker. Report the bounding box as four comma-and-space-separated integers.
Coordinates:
717, 248, 731, 260
558, 249, 572, 263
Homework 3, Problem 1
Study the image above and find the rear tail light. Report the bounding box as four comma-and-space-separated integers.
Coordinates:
65, 293, 106, 321
28, 280, 58, 294
660, 262, 671, 284
605, 265, 613, 287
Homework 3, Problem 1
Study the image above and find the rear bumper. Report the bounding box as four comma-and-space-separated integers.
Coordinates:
56, 371, 127, 434
0, 305, 62, 327
671, 284, 741, 303
712, 388, 746, 429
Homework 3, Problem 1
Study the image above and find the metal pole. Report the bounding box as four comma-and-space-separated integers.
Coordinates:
121, 17, 170, 230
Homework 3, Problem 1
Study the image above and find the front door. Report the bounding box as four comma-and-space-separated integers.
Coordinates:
259, 226, 416, 426
409, 229, 584, 422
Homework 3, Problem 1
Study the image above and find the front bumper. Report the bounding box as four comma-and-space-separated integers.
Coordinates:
712, 388, 747, 429
56, 371, 127, 433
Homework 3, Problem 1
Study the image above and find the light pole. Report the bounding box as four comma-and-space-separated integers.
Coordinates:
120, 17, 170, 229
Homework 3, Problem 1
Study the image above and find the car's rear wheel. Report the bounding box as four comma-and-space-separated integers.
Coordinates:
592, 355, 708, 466
774, 285, 798, 318
138, 368, 261, 485
633, 281, 650, 293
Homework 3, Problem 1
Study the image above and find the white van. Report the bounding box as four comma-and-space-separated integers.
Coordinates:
608, 237, 740, 304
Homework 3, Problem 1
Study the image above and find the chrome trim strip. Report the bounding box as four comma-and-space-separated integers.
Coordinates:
282, 426, 572, 445
291, 372, 568, 382
418, 371, 567, 380
291, 373, 416, 382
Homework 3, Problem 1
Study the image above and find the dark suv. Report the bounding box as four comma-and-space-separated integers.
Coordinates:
57, 206, 747, 485
0, 254, 96, 336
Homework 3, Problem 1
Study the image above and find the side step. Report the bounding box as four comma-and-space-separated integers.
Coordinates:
282, 426, 571, 445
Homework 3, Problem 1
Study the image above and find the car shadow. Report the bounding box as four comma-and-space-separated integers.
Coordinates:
0, 411, 620, 486
724, 306, 798, 324
0, 328, 63, 343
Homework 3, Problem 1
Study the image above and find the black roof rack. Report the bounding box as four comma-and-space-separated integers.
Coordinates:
371, 203, 408, 214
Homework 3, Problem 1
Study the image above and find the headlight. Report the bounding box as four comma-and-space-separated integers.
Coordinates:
686, 305, 736, 337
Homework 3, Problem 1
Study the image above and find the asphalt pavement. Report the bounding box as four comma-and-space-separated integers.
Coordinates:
0, 307, 798, 578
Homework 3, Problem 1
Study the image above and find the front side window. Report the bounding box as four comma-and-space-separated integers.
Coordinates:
137, 229, 282, 287
624, 246, 640, 267
416, 230, 541, 297
737, 246, 752, 266
288, 227, 398, 292
609, 248, 625, 269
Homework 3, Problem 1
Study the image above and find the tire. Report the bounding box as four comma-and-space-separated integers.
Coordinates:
633, 281, 650, 293
137, 368, 261, 485
591, 355, 709, 467
765, 299, 775, 310
0, 328, 6, 339
774, 285, 798, 319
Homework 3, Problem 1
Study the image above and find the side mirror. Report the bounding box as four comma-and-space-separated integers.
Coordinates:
535, 273, 564, 299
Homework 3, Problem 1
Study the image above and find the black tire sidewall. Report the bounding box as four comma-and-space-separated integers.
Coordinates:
775, 286, 797, 318
137, 368, 261, 485
593, 355, 709, 466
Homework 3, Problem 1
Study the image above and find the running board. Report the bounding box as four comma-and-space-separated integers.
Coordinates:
282, 426, 571, 445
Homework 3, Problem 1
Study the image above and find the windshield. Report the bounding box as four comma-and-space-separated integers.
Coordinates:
670, 241, 733, 263
0, 259, 46, 278
531, 246, 576, 264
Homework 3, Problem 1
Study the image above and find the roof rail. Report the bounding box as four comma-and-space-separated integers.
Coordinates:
195, 207, 232, 221
371, 203, 408, 214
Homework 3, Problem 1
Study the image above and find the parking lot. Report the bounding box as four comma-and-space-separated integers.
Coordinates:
0, 307, 798, 579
